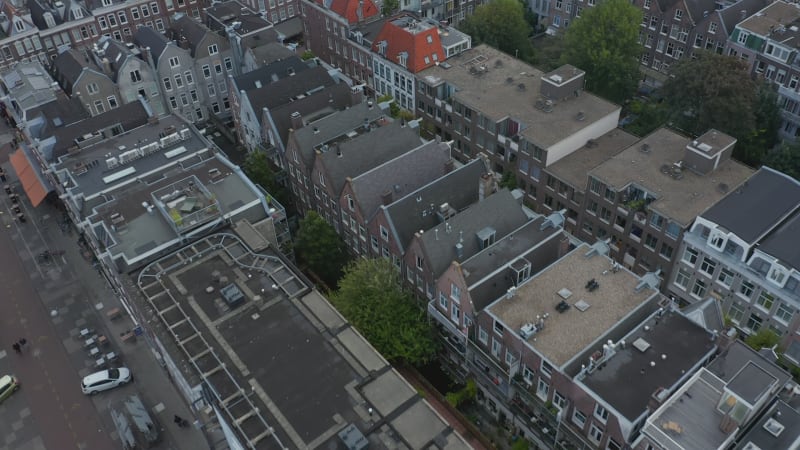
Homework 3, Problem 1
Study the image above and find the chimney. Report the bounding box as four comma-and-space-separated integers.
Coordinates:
363, 118, 370, 131
179, 37, 190, 50
350, 87, 363, 105
444, 159, 455, 174
101, 57, 112, 75
719, 414, 739, 434
290, 111, 303, 130
478, 172, 496, 201
381, 190, 393, 205
356, 0, 364, 22
142, 46, 154, 69
740, 9, 747, 20
558, 235, 570, 257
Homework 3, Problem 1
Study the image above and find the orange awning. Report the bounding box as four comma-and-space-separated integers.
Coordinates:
9, 148, 50, 207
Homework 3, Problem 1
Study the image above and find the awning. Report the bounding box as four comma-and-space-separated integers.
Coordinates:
9, 147, 52, 207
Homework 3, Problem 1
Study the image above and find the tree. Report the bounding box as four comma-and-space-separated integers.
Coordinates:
242, 151, 293, 215
735, 83, 782, 167
382, 0, 399, 15
662, 52, 758, 137
745, 329, 780, 351
329, 258, 438, 365
458, 0, 534, 60
764, 142, 800, 179
561, 0, 642, 104
293, 212, 350, 287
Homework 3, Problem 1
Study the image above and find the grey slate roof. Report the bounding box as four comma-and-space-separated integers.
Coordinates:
758, 209, 800, 270
706, 341, 790, 387
681, 297, 724, 333
268, 82, 355, 149
247, 42, 293, 65
248, 66, 337, 126
274, 16, 303, 39
417, 189, 530, 278
292, 102, 387, 168
320, 122, 422, 195
26, 93, 90, 139
719, 0, 769, 35
701, 166, 800, 244
349, 140, 451, 222
169, 15, 209, 58
98, 37, 131, 82
52, 49, 90, 92
232, 56, 309, 92
581, 311, 716, 421
726, 361, 778, 405
735, 401, 800, 450
383, 158, 487, 254
134, 27, 169, 63
684, 0, 718, 24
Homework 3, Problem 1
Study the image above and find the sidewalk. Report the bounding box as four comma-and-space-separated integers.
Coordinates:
0, 156, 213, 450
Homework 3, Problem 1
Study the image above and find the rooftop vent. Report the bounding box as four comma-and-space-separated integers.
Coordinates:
574, 299, 590, 312
517, 83, 526, 91
717, 183, 729, 193
555, 300, 570, 313
640, 143, 651, 153
557, 288, 573, 299
633, 337, 651, 352
575, 111, 585, 121
763, 418, 785, 437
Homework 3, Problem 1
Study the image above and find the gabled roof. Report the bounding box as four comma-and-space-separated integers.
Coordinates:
232, 56, 309, 92
682, 297, 724, 332
718, 0, 769, 36
417, 189, 530, 278
52, 49, 88, 88
325, 0, 379, 24
683, 0, 719, 25
268, 82, 356, 150
319, 121, 422, 195
26, 93, 90, 140
247, 66, 337, 125
97, 37, 132, 83
350, 139, 451, 222
169, 15, 211, 57
701, 166, 800, 244
292, 102, 387, 169
134, 27, 169, 63
27, 0, 62, 30
383, 158, 487, 254
371, 14, 444, 73
758, 208, 800, 270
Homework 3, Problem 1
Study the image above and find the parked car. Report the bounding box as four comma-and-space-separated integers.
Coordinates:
0, 375, 20, 403
81, 368, 132, 395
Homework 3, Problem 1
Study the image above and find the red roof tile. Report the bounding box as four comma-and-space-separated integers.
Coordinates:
325, 0, 379, 24
371, 17, 444, 73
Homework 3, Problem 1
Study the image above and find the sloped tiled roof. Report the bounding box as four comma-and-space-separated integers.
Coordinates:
97, 37, 131, 83
247, 66, 337, 125
232, 56, 309, 92
371, 14, 444, 73
325, 0, 379, 24
350, 139, 451, 222
134, 27, 169, 63
683, 0, 718, 24
169, 15, 209, 57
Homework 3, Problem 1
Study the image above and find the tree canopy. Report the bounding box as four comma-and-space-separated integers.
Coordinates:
458, 0, 534, 60
242, 150, 293, 215
329, 258, 438, 365
293, 212, 350, 287
764, 142, 800, 179
661, 51, 783, 165
561, 0, 642, 104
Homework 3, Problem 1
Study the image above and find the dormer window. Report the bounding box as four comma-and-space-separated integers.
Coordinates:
397, 51, 408, 68
709, 231, 725, 250
72, 7, 83, 18
768, 265, 788, 287
208, 44, 218, 55
14, 20, 24, 32
102, 0, 112, 5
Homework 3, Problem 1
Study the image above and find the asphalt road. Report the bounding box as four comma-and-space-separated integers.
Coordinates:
0, 205, 115, 449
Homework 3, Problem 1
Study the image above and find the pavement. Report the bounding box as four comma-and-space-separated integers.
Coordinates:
0, 121, 212, 450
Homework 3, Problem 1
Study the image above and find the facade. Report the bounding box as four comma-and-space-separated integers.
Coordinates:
134, 26, 206, 122
667, 166, 800, 345
204, 0, 279, 74
50, 48, 122, 116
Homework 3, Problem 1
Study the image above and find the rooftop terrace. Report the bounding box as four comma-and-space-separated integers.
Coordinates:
589, 127, 754, 226
417, 44, 619, 148
487, 243, 657, 367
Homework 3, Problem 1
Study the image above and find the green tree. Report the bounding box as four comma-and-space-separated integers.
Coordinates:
745, 329, 780, 351
764, 142, 800, 179
735, 83, 782, 167
458, 0, 534, 60
293, 212, 350, 287
382, 0, 399, 15
242, 151, 293, 215
499, 171, 517, 190
561, 0, 642, 104
329, 258, 438, 365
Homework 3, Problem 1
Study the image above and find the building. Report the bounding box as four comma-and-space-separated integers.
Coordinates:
667, 166, 800, 345
0, 60, 59, 127
128, 231, 472, 449
50, 48, 122, 116
577, 128, 753, 282
226, 0, 301, 26
732, 400, 800, 449
134, 26, 206, 122
415, 44, 620, 181
204, 0, 281, 74
242, 41, 293, 73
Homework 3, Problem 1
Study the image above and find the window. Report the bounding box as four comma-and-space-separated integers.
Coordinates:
478, 326, 488, 344
169, 96, 178, 109
536, 379, 549, 400
769, 266, 787, 286
776, 303, 794, 324
756, 291, 775, 312
180, 93, 189, 106
212, 102, 220, 114
675, 267, 691, 289
131, 7, 140, 20
737, 31, 749, 44
98, 16, 108, 30
709, 22, 718, 34
118, 11, 127, 23
594, 404, 609, 423
700, 257, 716, 276
691, 279, 707, 298
683, 247, 698, 265
451, 304, 460, 324
659, 243, 673, 259
174, 74, 183, 88
438, 292, 447, 309
494, 320, 504, 336
589, 424, 603, 444
491, 338, 501, 358
380, 225, 389, 241
214, 63, 223, 75
207, 83, 215, 96
674, 9, 683, 20
141, 4, 150, 16
163, 77, 172, 91
540, 360, 553, 378
718, 267, 735, 287
208, 44, 218, 55
553, 391, 566, 410
644, 234, 658, 250
150, 2, 159, 14
87, 82, 99, 94
589, 177, 603, 195
202, 65, 211, 78
746, 313, 763, 332
130, 69, 142, 83
107, 96, 118, 108
728, 302, 745, 324
450, 283, 461, 301
739, 280, 755, 298
573, 410, 587, 428
168, 56, 180, 68
94, 100, 105, 113
224, 57, 232, 71
607, 438, 622, 450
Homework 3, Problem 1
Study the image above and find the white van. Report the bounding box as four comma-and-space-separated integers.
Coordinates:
81, 367, 132, 395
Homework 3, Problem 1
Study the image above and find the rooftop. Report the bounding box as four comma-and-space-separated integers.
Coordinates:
231, 56, 309, 92
487, 243, 658, 367
642, 369, 734, 450
706, 341, 791, 389
372, 13, 446, 73
268, 82, 356, 148
738, 1, 800, 43
1, 61, 58, 117
701, 166, 800, 244
325, 0, 379, 24
726, 361, 778, 405
546, 128, 639, 189
758, 209, 800, 269
417, 45, 619, 148
54, 115, 209, 200
589, 127, 754, 226
580, 311, 716, 421
735, 401, 800, 450
132, 233, 470, 449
